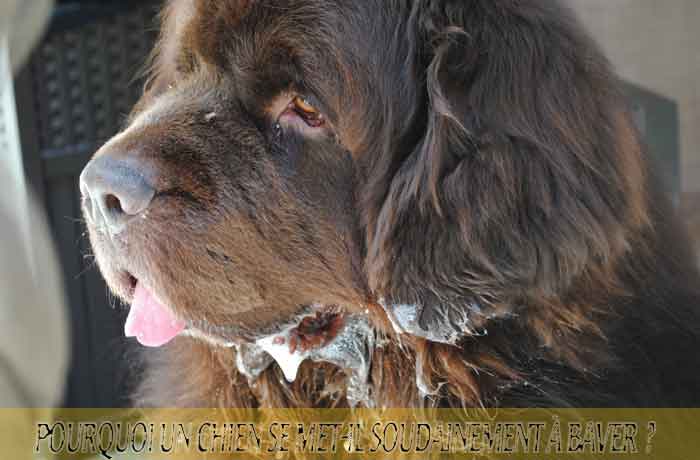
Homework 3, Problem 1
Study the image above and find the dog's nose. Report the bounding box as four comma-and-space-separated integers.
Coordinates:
80, 155, 155, 233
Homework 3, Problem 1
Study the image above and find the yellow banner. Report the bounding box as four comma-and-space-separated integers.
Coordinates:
3, 408, 699, 460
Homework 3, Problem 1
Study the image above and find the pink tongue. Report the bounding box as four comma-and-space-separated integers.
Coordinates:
125, 284, 185, 347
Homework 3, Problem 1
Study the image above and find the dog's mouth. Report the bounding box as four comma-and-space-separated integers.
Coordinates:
121, 273, 375, 400
121, 273, 348, 362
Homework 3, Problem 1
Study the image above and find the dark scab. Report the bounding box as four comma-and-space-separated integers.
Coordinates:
207, 248, 234, 265
417, 303, 437, 331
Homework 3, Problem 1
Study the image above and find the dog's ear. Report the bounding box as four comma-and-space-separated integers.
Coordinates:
365, 0, 649, 340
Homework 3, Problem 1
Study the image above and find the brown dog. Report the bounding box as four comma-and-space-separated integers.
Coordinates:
80, 0, 700, 408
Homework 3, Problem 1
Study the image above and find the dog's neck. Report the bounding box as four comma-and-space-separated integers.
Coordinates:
233, 298, 495, 407
235, 313, 376, 406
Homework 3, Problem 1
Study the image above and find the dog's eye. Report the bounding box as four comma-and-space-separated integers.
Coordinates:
272, 94, 328, 139
290, 96, 325, 128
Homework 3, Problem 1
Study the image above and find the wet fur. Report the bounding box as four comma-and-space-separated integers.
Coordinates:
87, 0, 700, 408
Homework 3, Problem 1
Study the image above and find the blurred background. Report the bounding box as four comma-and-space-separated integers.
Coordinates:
0, 0, 698, 408
570, 0, 700, 259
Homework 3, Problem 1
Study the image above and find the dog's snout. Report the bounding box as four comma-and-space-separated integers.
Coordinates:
80, 155, 155, 233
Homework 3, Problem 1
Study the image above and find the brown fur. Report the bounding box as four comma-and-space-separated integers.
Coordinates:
83, 0, 700, 408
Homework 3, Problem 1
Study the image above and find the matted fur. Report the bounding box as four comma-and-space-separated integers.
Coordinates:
84, 0, 700, 408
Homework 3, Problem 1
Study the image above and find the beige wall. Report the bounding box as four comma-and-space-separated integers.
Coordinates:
567, 0, 700, 194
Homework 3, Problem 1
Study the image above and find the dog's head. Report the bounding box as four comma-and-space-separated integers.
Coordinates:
81, 0, 647, 357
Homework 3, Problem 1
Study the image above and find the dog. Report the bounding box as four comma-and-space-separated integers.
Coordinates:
80, 0, 700, 408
